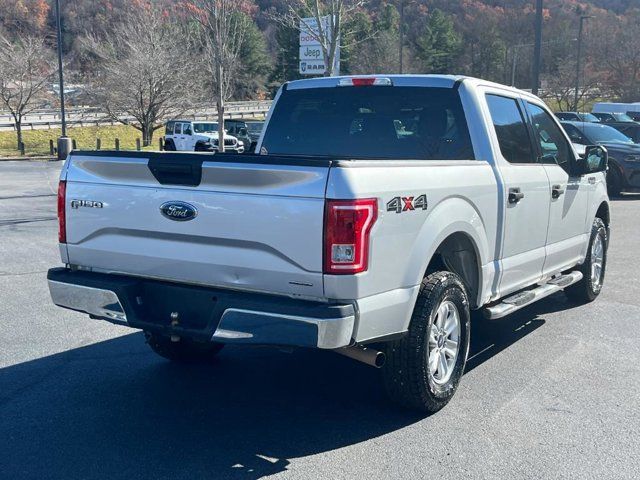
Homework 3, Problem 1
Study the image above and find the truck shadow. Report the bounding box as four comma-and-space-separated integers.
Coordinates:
466, 294, 565, 373
1, 294, 565, 480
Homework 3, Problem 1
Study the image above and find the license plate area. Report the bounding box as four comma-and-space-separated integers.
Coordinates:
130, 281, 220, 333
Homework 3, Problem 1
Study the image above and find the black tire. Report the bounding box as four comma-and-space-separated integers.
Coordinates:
607, 165, 623, 197
566, 217, 608, 303
164, 140, 176, 151
145, 332, 224, 364
382, 271, 471, 413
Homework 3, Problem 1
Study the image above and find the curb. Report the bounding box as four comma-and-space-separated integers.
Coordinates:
0, 156, 58, 162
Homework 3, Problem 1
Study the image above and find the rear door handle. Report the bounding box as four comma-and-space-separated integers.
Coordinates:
552, 184, 565, 199
508, 187, 525, 204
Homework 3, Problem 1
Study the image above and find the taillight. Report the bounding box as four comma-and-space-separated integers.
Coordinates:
324, 199, 377, 274
57, 180, 66, 243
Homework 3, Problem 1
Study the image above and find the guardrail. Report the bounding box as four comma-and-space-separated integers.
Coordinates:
0, 100, 272, 132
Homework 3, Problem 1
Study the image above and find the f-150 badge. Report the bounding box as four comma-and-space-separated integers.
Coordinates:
387, 195, 428, 213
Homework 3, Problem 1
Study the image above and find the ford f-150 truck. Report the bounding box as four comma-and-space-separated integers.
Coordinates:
48, 75, 610, 413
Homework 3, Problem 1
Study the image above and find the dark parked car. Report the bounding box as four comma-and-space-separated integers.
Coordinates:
245, 121, 264, 152
561, 121, 640, 196
626, 111, 640, 122
612, 123, 640, 144
555, 112, 600, 122
592, 112, 637, 124
224, 119, 252, 153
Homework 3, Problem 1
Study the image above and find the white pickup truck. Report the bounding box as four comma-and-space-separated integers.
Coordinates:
48, 75, 610, 413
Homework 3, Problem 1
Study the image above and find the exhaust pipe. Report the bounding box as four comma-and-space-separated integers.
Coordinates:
335, 345, 386, 368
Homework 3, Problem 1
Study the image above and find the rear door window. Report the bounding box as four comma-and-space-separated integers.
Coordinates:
174, 123, 182, 135
261, 86, 474, 160
485, 94, 536, 164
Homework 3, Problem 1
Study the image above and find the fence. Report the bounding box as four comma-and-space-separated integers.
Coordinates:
0, 100, 272, 132
13, 136, 170, 157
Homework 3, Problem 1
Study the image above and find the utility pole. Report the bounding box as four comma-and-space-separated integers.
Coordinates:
511, 47, 518, 86
574, 15, 594, 111
55, 0, 72, 160
398, 0, 404, 74
531, 0, 543, 95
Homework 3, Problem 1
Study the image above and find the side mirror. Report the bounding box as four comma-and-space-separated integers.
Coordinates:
577, 145, 608, 174
239, 128, 248, 136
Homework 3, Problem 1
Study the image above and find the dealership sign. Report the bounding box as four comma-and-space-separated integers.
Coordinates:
299, 16, 339, 75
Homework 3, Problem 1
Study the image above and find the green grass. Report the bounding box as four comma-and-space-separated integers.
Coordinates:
0, 124, 159, 157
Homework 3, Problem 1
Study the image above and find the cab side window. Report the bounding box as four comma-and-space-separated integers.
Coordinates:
526, 103, 572, 171
183, 123, 192, 135
486, 94, 536, 164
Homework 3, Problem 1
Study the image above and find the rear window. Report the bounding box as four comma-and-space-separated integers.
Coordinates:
194, 122, 218, 133
261, 86, 474, 160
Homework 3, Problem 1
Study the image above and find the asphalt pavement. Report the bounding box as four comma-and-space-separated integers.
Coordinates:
1, 160, 639, 480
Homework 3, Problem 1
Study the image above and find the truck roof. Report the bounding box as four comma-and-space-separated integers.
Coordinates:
284, 74, 506, 89
284, 74, 540, 101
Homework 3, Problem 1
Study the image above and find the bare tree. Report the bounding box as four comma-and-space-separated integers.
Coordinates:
85, 5, 197, 146
270, 0, 369, 77
350, 30, 399, 74
189, 0, 254, 152
0, 34, 54, 149
543, 60, 602, 112
591, 12, 640, 102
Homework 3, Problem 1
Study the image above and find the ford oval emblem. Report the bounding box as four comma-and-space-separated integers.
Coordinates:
160, 201, 198, 221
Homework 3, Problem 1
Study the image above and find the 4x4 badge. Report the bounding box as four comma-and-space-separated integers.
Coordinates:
387, 195, 428, 213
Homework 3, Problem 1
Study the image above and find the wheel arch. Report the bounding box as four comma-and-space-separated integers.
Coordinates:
405, 197, 492, 309
424, 231, 483, 309
595, 201, 610, 227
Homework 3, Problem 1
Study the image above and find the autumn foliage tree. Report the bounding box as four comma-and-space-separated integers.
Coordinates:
0, 0, 49, 34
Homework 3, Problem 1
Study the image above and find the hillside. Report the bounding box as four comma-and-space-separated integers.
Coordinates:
1, 0, 639, 103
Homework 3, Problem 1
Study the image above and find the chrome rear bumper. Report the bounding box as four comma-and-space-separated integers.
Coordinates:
48, 280, 127, 324
47, 268, 355, 349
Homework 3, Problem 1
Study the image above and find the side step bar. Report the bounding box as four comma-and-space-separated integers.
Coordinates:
484, 271, 583, 320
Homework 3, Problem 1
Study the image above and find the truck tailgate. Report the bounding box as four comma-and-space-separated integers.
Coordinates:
62, 152, 331, 298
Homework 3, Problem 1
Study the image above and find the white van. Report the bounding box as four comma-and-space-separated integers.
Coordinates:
592, 102, 640, 121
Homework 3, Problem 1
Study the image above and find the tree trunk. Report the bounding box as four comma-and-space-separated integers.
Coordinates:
16, 123, 23, 151
217, 63, 225, 154
142, 124, 153, 147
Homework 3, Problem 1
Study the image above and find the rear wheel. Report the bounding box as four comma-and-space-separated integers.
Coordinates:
164, 139, 176, 151
566, 217, 608, 303
145, 332, 224, 364
382, 271, 471, 413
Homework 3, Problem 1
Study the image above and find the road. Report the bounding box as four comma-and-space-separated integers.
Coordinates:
1, 160, 639, 480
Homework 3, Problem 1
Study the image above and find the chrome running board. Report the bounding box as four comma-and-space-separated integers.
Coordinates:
484, 271, 583, 320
